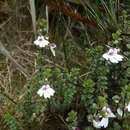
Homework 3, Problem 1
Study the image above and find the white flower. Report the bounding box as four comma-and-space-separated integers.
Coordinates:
117, 108, 123, 117
37, 84, 55, 98
93, 107, 115, 128
102, 48, 124, 63
34, 36, 49, 48
99, 107, 115, 128
125, 102, 130, 112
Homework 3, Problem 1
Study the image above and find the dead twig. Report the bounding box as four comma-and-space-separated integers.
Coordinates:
0, 41, 30, 77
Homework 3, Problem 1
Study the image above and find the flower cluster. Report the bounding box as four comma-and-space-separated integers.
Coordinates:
102, 48, 124, 63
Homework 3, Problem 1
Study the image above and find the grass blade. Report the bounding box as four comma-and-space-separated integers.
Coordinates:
29, 0, 36, 38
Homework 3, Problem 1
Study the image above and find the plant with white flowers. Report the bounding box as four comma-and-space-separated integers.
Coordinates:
102, 48, 124, 63
37, 84, 55, 98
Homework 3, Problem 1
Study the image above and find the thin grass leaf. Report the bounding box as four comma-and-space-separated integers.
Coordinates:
85, 3, 105, 30
29, 0, 36, 38
46, 5, 49, 33
101, 0, 117, 26
109, 0, 117, 25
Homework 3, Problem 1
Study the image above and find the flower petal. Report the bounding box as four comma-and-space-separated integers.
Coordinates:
117, 108, 123, 117
99, 118, 109, 128
93, 119, 101, 128
37, 88, 44, 97
50, 47, 56, 56
125, 102, 130, 112
109, 56, 119, 63
102, 53, 109, 60
115, 54, 123, 61
49, 43, 56, 48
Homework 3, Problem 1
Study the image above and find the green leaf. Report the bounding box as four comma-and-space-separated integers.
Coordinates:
84, 79, 95, 88
126, 44, 130, 49
66, 110, 77, 122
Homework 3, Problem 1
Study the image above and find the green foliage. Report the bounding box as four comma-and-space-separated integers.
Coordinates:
4, 113, 21, 130
112, 30, 122, 41
81, 79, 95, 109
66, 110, 77, 130
66, 110, 77, 122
